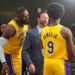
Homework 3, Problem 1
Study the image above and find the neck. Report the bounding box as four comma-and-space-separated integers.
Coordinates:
16, 19, 24, 27
49, 18, 60, 26
38, 23, 45, 28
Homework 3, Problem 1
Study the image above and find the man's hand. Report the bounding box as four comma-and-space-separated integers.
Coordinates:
1, 62, 9, 75
29, 64, 36, 74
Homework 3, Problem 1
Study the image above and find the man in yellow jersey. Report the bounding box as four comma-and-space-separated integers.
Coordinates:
41, 2, 74, 75
0, 7, 29, 75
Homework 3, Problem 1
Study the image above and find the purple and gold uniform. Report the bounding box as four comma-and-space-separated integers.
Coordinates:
41, 24, 70, 75
3, 19, 28, 75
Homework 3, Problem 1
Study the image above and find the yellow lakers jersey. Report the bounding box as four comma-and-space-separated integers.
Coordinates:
41, 24, 68, 60
4, 19, 28, 55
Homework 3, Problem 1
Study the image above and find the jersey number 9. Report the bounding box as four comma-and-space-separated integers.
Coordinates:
47, 41, 54, 55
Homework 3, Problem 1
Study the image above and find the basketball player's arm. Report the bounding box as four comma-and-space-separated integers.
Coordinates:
61, 27, 74, 61
0, 25, 16, 75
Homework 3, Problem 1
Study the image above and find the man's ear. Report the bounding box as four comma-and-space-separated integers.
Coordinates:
37, 17, 39, 22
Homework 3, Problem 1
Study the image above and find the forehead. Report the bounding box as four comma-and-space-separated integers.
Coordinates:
40, 13, 48, 17
1, 24, 6, 27
21, 10, 29, 15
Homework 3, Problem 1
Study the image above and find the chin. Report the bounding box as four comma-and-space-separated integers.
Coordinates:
43, 24, 46, 26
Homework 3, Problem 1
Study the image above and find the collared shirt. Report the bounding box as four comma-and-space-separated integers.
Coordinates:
37, 25, 43, 34
37, 25, 44, 56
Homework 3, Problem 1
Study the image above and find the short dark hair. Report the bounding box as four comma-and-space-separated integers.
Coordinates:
47, 2, 65, 20
37, 10, 48, 18
0, 21, 7, 26
16, 7, 27, 14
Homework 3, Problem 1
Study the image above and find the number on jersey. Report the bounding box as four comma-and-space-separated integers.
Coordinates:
47, 41, 54, 55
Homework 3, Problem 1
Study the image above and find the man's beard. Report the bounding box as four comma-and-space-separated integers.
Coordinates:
40, 22, 46, 27
20, 20, 29, 25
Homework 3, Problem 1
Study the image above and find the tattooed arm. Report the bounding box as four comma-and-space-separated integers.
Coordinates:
61, 27, 74, 61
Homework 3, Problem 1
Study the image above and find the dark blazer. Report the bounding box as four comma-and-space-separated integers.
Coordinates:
22, 26, 44, 75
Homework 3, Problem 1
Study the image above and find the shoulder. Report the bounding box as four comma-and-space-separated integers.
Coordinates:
62, 26, 72, 36
42, 26, 49, 32
24, 25, 28, 29
8, 19, 15, 24
61, 26, 72, 39
26, 29, 32, 37
26, 27, 37, 37
28, 27, 36, 33
43, 26, 48, 29
41, 26, 48, 34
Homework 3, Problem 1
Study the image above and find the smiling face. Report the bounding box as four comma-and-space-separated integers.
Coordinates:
37, 12, 49, 27
19, 10, 29, 25
16, 7, 29, 26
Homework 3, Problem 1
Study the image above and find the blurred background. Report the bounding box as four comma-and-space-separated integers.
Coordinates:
0, 0, 75, 74
0, 0, 75, 39
0, 0, 75, 27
